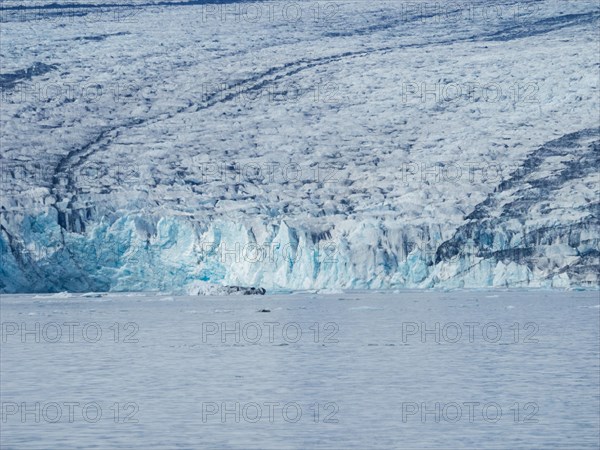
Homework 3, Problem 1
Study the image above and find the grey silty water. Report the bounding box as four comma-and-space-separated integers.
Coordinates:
1, 290, 599, 449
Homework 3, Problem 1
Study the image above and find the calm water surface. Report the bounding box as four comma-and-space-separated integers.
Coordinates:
1, 290, 599, 449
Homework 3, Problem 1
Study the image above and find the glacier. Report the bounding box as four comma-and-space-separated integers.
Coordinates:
1, 0, 599, 293
2, 127, 598, 294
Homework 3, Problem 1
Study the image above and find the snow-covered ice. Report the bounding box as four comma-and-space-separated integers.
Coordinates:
1, 0, 599, 292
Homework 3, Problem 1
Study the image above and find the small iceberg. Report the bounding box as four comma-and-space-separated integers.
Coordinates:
225, 286, 266, 295
186, 281, 266, 296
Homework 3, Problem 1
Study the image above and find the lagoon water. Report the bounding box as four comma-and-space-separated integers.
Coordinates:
1, 290, 599, 449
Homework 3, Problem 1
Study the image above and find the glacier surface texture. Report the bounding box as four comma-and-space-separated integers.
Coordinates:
1, 0, 599, 292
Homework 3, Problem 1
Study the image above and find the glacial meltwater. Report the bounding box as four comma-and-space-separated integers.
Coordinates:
1, 290, 598, 449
